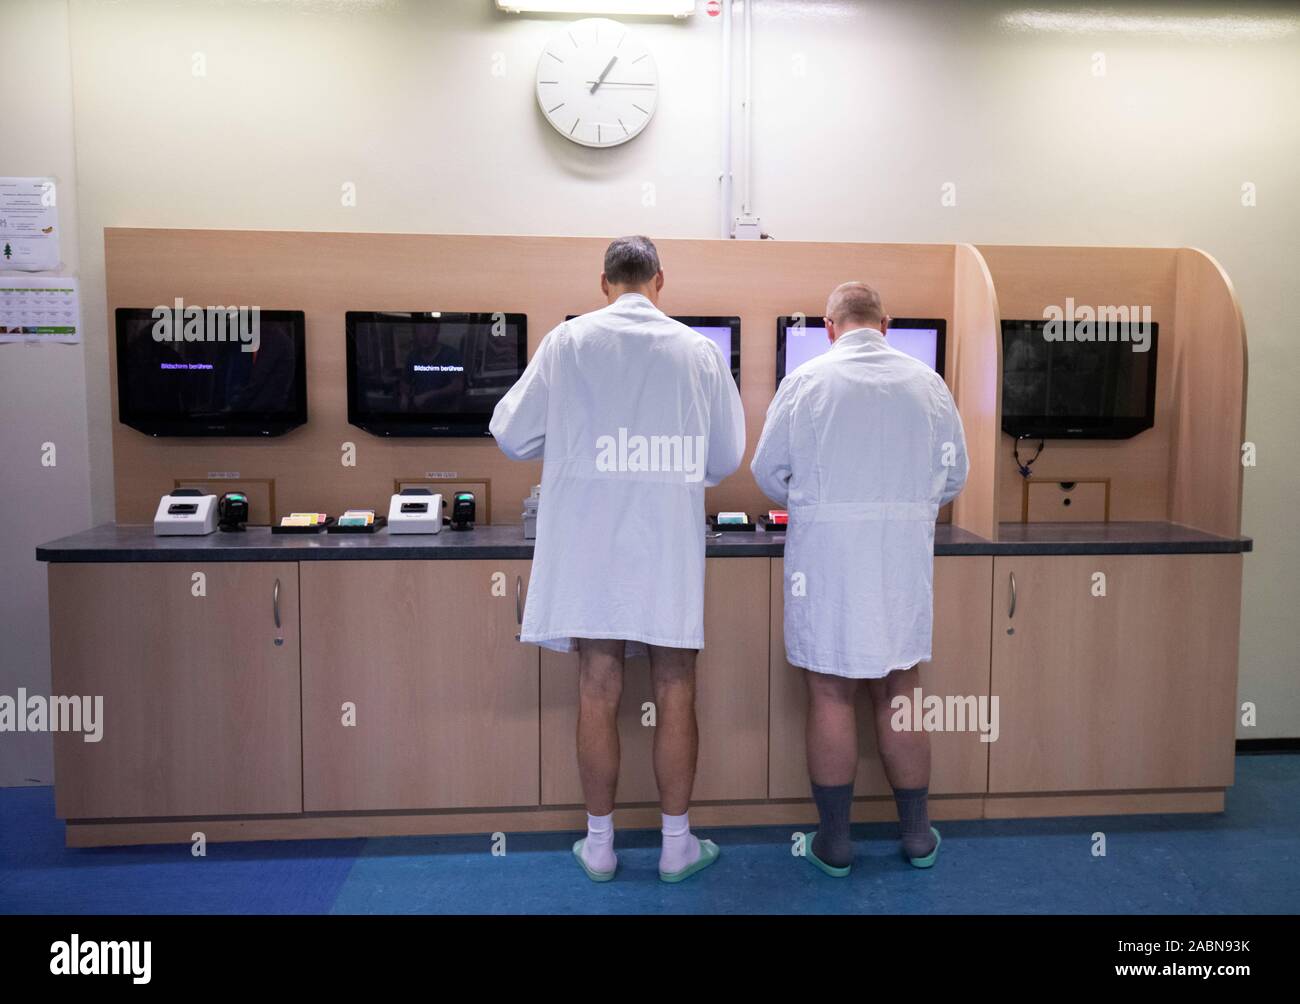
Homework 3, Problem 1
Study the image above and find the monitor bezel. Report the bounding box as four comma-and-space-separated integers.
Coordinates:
345, 310, 528, 438
776, 315, 947, 389
115, 306, 308, 438
999, 319, 1160, 440
669, 315, 742, 385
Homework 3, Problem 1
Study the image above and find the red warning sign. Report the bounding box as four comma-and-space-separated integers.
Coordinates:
706, 0, 721, 17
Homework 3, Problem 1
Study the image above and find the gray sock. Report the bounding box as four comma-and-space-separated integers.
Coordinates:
810, 782, 855, 868
894, 786, 937, 858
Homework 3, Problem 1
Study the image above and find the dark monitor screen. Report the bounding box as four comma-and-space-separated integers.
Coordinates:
564, 312, 741, 383
776, 316, 946, 388
346, 311, 527, 436
115, 307, 307, 437
1001, 319, 1158, 439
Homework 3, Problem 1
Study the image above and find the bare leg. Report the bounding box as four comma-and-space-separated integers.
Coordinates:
577, 638, 625, 816
865, 665, 936, 858
648, 644, 715, 877
805, 670, 860, 786
647, 644, 698, 815
804, 670, 860, 868
864, 665, 930, 790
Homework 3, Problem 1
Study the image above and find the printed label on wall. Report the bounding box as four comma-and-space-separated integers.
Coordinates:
0, 177, 61, 271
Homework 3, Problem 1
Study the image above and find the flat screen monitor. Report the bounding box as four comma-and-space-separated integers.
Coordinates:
775, 316, 946, 388
673, 316, 741, 383
565, 312, 741, 383
1000, 319, 1158, 439
115, 307, 307, 437
346, 311, 527, 437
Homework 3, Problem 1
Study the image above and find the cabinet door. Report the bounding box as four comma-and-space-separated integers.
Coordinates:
768, 556, 994, 799
49, 562, 302, 819
539, 557, 770, 805
301, 559, 540, 812
988, 554, 1241, 793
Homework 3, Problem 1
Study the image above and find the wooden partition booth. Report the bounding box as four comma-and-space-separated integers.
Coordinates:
34, 230, 1249, 847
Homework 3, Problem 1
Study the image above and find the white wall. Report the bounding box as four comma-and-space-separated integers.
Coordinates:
0, 0, 92, 785
0, 0, 1294, 786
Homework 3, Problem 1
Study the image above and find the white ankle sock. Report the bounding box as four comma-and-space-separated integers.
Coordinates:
582, 812, 617, 873
659, 811, 701, 874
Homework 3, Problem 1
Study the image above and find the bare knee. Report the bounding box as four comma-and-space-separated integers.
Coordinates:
865, 665, 921, 716
648, 646, 697, 705
806, 670, 859, 710
578, 641, 625, 707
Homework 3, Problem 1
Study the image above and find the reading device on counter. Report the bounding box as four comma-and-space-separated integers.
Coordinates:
449, 491, 476, 531
153, 489, 218, 536
387, 488, 444, 534
217, 492, 250, 532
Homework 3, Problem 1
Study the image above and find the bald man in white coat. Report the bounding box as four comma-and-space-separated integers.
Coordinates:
491, 236, 746, 884
752, 282, 968, 877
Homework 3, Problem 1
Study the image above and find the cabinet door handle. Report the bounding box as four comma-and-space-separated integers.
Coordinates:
1008, 571, 1017, 619
273, 578, 284, 646
515, 575, 523, 625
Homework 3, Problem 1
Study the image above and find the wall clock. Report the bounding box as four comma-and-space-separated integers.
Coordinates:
535, 17, 659, 148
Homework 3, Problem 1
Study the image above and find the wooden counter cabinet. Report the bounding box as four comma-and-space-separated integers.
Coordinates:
987, 554, 1242, 795
48, 561, 304, 819
299, 559, 541, 812
538, 557, 771, 806
768, 556, 995, 800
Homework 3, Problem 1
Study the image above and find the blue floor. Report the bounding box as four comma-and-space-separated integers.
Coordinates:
2, 755, 1296, 914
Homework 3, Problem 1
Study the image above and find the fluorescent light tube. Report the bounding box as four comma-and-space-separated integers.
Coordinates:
496, 1, 696, 16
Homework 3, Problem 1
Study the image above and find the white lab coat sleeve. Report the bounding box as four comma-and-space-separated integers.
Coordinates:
750, 376, 797, 506
490, 327, 555, 461
936, 381, 969, 506
703, 346, 746, 487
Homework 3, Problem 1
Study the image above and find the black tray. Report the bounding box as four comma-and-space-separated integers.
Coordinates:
327, 516, 387, 534
272, 517, 335, 534
758, 514, 789, 532
708, 515, 757, 533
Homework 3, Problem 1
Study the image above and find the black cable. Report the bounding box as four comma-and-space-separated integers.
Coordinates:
1014, 435, 1045, 478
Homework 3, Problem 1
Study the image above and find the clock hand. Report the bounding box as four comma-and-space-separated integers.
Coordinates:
582, 81, 654, 87
589, 56, 618, 94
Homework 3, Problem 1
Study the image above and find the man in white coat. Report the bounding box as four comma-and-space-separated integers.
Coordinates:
490, 236, 746, 883
751, 281, 968, 877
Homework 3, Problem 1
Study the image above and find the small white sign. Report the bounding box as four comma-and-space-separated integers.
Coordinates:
0, 275, 80, 343
0, 177, 61, 271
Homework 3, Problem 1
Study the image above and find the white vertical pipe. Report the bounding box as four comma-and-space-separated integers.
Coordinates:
741, 0, 752, 217
720, 0, 734, 238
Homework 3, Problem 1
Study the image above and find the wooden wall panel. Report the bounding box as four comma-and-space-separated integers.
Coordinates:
106, 229, 959, 525
950, 244, 1001, 539
977, 245, 1180, 524
1169, 248, 1248, 537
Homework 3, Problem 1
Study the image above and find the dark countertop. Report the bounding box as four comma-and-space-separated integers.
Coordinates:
990, 521, 1252, 555
35, 521, 1250, 563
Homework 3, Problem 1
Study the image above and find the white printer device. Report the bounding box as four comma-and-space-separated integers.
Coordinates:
153, 489, 219, 536
387, 488, 444, 534
521, 484, 540, 540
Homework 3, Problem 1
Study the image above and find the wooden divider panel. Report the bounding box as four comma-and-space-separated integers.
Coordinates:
106, 230, 962, 524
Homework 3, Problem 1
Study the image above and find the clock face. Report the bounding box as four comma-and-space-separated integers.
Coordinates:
535, 18, 659, 148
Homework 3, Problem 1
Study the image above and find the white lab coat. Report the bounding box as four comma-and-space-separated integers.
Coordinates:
751, 327, 968, 678
490, 293, 746, 654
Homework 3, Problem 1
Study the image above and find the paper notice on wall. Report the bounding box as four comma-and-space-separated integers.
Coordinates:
0, 177, 61, 271
0, 276, 81, 343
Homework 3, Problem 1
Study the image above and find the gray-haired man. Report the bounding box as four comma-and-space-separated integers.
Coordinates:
491, 236, 746, 882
